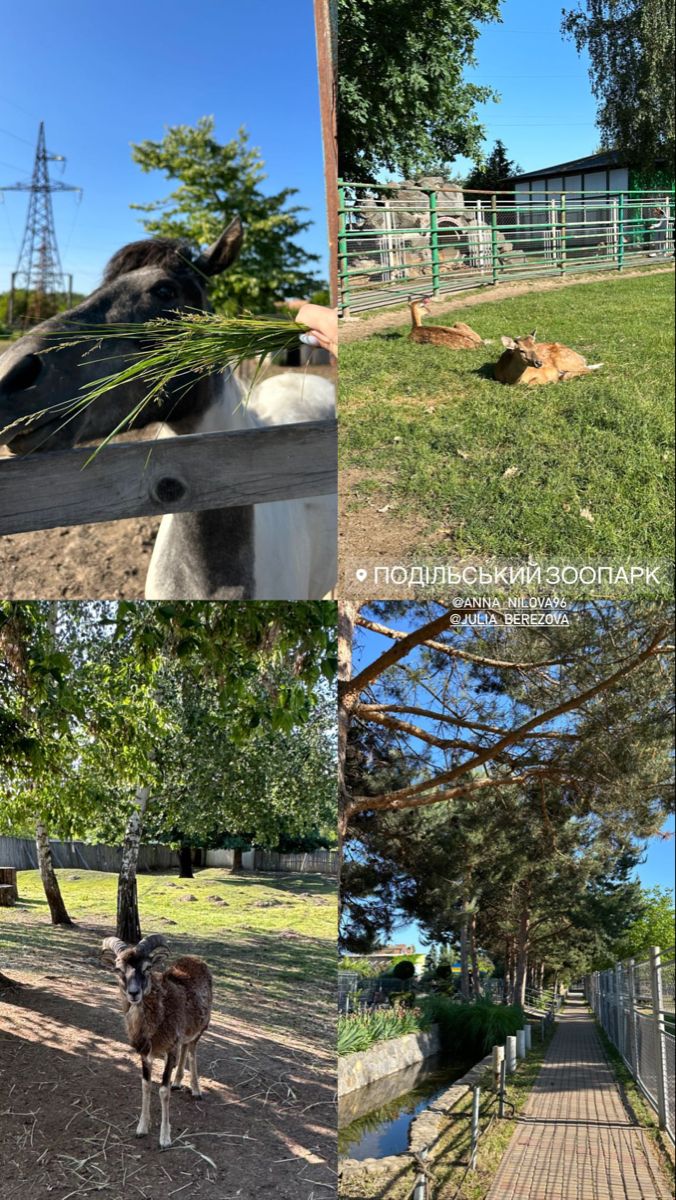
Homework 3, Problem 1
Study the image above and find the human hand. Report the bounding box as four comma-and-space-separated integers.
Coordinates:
291, 302, 338, 357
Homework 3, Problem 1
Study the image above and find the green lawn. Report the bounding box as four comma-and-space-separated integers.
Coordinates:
340, 274, 675, 561
1, 867, 337, 1026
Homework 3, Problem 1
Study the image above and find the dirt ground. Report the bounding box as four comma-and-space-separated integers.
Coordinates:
0, 916, 336, 1200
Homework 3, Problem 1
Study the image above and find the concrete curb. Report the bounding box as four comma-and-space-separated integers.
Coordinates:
338, 1026, 441, 1096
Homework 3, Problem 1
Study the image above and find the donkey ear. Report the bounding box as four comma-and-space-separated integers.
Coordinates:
195, 216, 244, 276
501, 336, 516, 349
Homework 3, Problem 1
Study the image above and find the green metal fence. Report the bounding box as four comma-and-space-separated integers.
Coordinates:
338, 181, 675, 314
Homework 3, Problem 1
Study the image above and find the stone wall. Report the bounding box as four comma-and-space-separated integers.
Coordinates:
338, 1026, 441, 1096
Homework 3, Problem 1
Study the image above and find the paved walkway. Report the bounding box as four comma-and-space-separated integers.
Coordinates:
486, 994, 672, 1200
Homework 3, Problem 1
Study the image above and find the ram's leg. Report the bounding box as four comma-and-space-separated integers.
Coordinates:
136, 1055, 152, 1137
159, 1051, 177, 1148
172, 1042, 188, 1090
188, 1040, 203, 1098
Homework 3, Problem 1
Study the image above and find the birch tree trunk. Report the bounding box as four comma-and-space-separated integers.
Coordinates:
337, 602, 359, 845
470, 911, 483, 1000
117, 787, 149, 944
459, 904, 471, 1001
35, 820, 73, 926
514, 900, 531, 1008
32, 603, 73, 927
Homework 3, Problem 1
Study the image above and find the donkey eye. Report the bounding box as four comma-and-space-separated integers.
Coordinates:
151, 283, 176, 301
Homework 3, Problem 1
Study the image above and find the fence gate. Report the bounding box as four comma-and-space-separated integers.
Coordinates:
338, 182, 675, 314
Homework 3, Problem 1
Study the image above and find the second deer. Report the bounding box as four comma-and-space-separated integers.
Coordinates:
494, 330, 603, 386
409, 297, 484, 348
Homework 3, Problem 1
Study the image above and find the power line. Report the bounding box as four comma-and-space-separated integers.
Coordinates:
0, 158, 31, 175
0, 125, 36, 148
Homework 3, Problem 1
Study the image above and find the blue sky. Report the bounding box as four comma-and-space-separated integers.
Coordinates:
352, 610, 675, 952
455, 0, 598, 178
0, 0, 327, 295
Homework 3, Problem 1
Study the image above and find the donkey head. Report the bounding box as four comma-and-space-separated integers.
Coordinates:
0, 217, 243, 454
101, 934, 169, 1006
500, 331, 542, 368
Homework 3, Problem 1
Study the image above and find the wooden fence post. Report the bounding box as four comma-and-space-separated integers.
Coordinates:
0, 868, 18, 900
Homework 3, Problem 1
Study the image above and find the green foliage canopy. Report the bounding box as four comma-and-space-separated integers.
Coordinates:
130, 118, 325, 314
562, 0, 676, 169
338, 0, 503, 181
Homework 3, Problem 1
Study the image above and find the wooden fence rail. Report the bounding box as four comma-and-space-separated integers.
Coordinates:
0, 418, 337, 536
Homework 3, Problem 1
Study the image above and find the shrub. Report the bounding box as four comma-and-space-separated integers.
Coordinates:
337, 1006, 430, 1056
391, 959, 416, 980
389, 990, 416, 1009
422, 996, 524, 1057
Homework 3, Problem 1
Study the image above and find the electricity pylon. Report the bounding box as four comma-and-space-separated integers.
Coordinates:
1, 121, 81, 326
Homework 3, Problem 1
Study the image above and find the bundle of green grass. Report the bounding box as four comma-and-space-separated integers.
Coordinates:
38, 310, 310, 458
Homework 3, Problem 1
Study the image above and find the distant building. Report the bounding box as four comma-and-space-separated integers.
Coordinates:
342, 945, 426, 978
506, 150, 674, 252
508, 149, 673, 201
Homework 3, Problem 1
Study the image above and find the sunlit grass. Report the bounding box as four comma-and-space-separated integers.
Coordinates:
0, 868, 338, 1024
340, 273, 675, 560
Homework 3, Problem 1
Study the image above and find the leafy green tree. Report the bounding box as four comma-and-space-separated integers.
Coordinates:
562, 0, 675, 169
338, 0, 503, 181
613, 886, 675, 961
130, 118, 324, 313
2, 601, 337, 942
465, 140, 522, 190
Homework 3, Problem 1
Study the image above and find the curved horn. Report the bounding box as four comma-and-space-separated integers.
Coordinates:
100, 936, 128, 966
135, 934, 169, 960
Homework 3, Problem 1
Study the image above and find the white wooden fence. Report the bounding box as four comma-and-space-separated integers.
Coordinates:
0, 419, 337, 535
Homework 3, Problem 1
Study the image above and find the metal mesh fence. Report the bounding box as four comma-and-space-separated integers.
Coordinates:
585, 946, 675, 1142
339, 182, 675, 313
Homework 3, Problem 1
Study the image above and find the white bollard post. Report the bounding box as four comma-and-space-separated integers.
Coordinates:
524, 1024, 532, 1051
506, 1035, 517, 1074
516, 1029, 526, 1059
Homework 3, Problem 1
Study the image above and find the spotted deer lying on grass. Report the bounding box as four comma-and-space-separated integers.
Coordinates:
494, 330, 603, 386
101, 934, 212, 1148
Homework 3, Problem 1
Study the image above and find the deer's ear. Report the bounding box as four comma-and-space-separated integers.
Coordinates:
529, 329, 537, 338
501, 336, 516, 349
